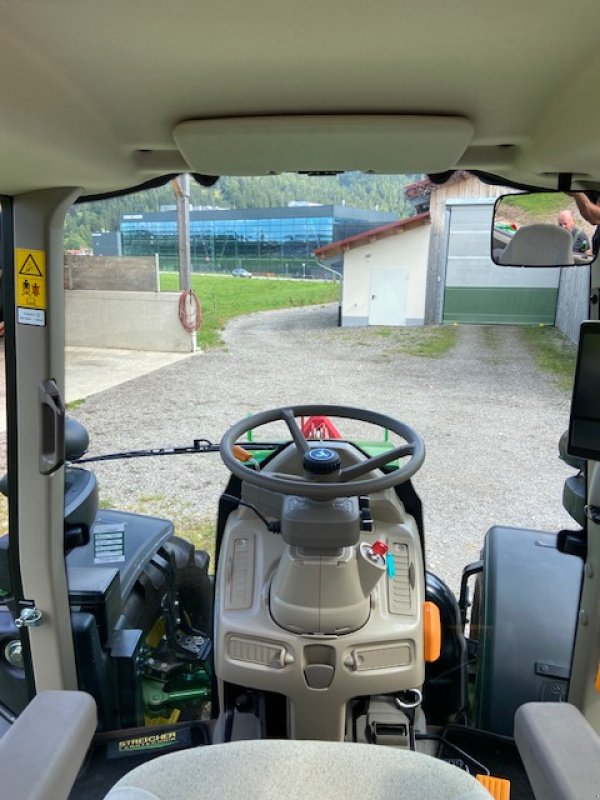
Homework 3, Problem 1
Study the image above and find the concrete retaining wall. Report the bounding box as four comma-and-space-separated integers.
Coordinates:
66, 290, 196, 353
64, 255, 158, 291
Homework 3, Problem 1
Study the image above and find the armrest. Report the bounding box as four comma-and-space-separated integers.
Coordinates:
515, 702, 600, 800
0, 690, 97, 800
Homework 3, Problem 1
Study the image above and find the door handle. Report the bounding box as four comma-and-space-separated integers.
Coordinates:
39, 379, 65, 475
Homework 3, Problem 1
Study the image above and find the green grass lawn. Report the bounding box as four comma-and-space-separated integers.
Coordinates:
339, 324, 459, 358
499, 192, 594, 236
501, 193, 567, 218
381, 324, 459, 357
160, 273, 340, 348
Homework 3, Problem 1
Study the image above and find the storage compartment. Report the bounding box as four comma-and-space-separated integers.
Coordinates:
474, 526, 582, 736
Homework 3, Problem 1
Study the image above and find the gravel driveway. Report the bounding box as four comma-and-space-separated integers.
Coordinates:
76, 304, 575, 593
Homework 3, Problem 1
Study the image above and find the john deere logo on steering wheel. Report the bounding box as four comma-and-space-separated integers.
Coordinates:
310, 448, 336, 461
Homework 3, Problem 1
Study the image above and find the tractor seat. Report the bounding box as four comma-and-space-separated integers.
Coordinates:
495, 223, 574, 266
103, 738, 492, 799
0, 416, 89, 498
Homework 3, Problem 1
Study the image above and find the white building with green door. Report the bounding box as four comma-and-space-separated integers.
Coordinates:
440, 197, 560, 325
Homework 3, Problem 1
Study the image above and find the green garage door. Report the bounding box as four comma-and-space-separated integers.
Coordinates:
442, 201, 559, 325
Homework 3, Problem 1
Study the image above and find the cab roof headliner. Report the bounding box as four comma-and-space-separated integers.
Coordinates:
2, 0, 600, 196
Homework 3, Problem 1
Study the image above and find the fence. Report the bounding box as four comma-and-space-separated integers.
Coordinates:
555, 265, 590, 343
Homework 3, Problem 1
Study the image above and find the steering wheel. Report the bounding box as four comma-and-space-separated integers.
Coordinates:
219, 404, 425, 500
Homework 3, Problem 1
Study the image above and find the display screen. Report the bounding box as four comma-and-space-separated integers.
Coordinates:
569, 322, 600, 459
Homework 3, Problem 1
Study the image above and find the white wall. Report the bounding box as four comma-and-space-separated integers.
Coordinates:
342, 224, 431, 326
66, 290, 197, 353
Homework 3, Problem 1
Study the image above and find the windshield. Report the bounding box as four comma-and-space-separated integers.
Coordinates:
4, 172, 578, 593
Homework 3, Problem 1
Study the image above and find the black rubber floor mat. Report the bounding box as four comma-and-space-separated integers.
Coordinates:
437, 724, 535, 800
69, 720, 212, 800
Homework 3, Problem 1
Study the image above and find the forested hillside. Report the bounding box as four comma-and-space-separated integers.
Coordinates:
64, 172, 420, 249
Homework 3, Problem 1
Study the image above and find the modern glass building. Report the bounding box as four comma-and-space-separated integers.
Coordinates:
119, 205, 397, 275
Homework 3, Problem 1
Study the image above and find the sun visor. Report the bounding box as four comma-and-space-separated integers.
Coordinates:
173, 116, 474, 175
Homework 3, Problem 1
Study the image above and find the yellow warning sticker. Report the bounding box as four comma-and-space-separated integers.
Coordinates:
16, 248, 46, 310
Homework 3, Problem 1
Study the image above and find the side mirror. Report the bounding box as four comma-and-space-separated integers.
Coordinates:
492, 192, 594, 267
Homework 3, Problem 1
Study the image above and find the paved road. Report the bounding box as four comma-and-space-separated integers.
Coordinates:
74, 305, 575, 593
0, 341, 191, 469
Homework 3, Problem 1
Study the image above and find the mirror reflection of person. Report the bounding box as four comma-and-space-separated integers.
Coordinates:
569, 191, 600, 256
558, 209, 592, 255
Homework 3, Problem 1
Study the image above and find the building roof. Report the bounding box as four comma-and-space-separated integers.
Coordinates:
404, 178, 435, 199
120, 205, 397, 224
313, 212, 430, 257
404, 171, 472, 198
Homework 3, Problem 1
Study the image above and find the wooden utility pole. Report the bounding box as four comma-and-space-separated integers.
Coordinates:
172, 173, 191, 290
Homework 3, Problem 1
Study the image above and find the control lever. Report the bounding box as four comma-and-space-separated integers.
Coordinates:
358, 539, 388, 596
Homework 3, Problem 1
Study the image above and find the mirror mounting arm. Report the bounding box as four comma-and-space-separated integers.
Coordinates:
558, 173, 573, 192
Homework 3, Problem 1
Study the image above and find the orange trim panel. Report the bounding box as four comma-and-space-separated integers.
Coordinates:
423, 601, 441, 663
476, 774, 511, 799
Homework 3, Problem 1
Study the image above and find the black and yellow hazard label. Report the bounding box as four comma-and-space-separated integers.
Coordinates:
16, 248, 46, 310
118, 731, 178, 753
106, 728, 191, 759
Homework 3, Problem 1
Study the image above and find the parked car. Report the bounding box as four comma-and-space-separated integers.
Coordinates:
232, 267, 252, 278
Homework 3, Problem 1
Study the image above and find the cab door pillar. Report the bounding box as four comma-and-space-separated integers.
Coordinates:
9, 187, 81, 692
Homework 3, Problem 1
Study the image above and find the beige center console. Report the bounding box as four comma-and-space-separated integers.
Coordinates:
214, 443, 425, 741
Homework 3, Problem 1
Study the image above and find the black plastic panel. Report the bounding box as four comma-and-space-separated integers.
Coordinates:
569, 321, 600, 459
0, 535, 10, 595
66, 508, 174, 601
424, 571, 468, 724
0, 608, 27, 716
108, 628, 145, 728
71, 610, 117, 731
475, 526, 582, 736
68, 566, 121, 641
64, 467, 98, 531
562, 474, 586, 528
